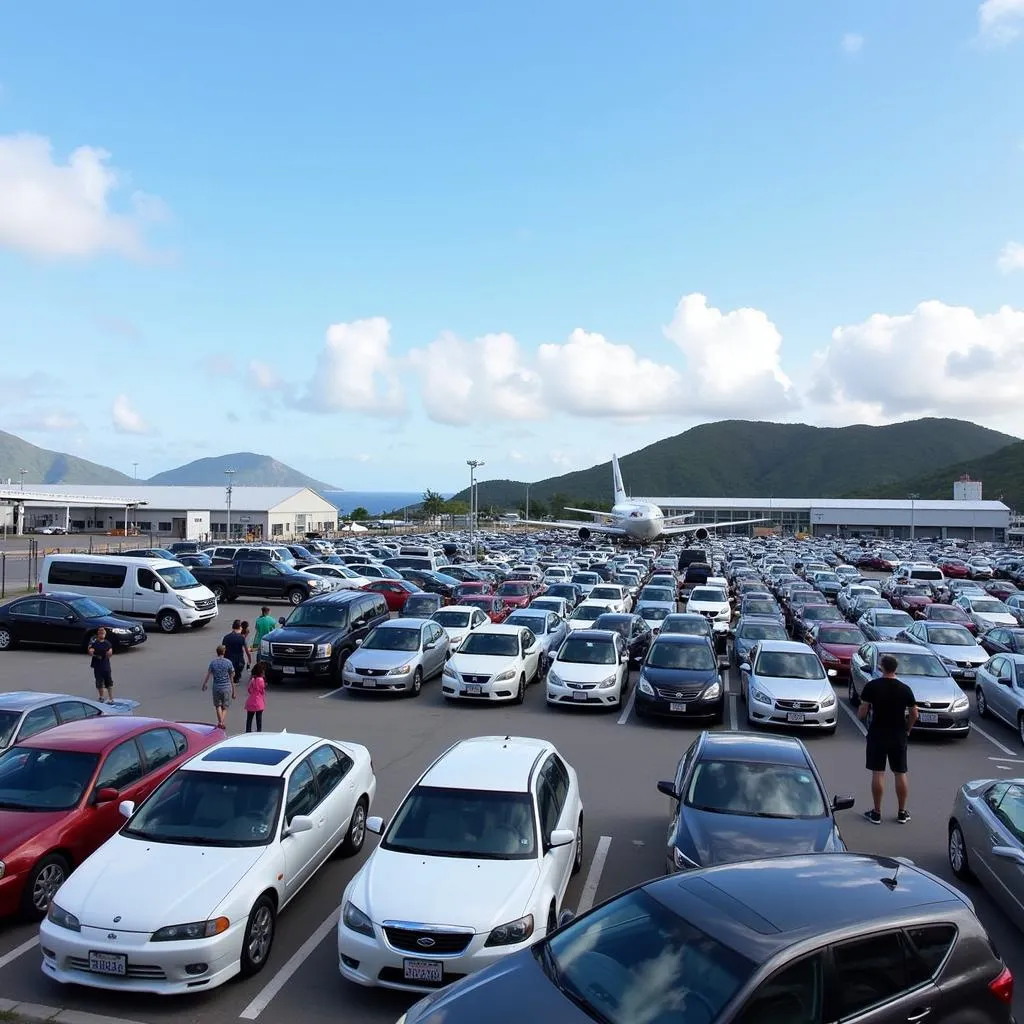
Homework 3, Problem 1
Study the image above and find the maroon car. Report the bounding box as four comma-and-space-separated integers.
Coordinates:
359, 578, 421, 612
921, 602, 977, 633
808, 622, 866, 682
494, 581, 535, 610
889, 584, 934, 618
459, 594, 511, 623
985, 580, 1020, 602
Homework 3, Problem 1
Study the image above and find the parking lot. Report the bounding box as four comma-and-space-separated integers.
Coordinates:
0, 592, 1023, 1023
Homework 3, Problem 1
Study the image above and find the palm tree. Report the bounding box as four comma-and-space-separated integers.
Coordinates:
421, 489, 446, 520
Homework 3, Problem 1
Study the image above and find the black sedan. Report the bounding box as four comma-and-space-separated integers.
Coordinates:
0, 593, 147, 652
657, 731, 853, 873
635, 633, 722, 721
592, 612, 652, 667
979, 626, 1024, 656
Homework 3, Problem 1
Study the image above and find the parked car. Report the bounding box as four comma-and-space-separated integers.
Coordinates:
806, 621, 866, 682
974, 653, 1024, 744
0, 593, 147, 653
342, 618, 450, 696
192, 559, 328, 607
441, 625, 543, 703
857, 607, 915, 641
635, 634, 722, 722
739, 639, 837, 734
591, 612, 653, 667
731, 616, 789, 670
458, 594, 512, 624
955, 595, 1018, 632
359, 578, 421, 612
431, 605, 492, 651
898, 621, 988, 685
0, 692, 139, 753
980, 626, 1024, 656
401, 593, 445, 618
546, 629, 630, 709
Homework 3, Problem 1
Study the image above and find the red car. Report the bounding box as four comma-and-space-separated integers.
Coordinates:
0, 716, 221, 920
985, 580, 1020, 602
494, 581, 535, 610
460, 595, 511, 623
454, 581, 494, 600
360, 578, 421, 612
808, 622, 866, 682
889, 585, 934, 618
939, 559, 971, 579
921, 603, 977, 633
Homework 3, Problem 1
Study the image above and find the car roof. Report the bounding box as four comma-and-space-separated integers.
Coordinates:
186, 731, 321, 776
420, 736, 552, 792
18, 716, 197, 752
593, 613, 633, 623
435, 605, 487, 614
473, 623, 527, 635
869, 641, 937, 654
754, 639, 816, 653
699, 731, 810, 767
378, 617, 431, 628
567, 629, 619, 643
306, 590, 372, 605
0, 691, 83, 712
652, 632, 711, 645
653, 853, 966, 964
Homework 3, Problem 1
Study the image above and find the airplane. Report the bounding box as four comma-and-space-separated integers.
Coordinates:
518, 455, 767, 544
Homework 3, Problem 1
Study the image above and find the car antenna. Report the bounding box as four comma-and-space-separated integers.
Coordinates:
880, 861, 901, 891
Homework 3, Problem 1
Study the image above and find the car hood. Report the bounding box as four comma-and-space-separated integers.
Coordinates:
680, 810, 836, 866
870, 625, 908, 639
974, 613, 1018, 627
901, 596, 932, 608
349, 647, 422, 670
450, 653, 517, 677
57, 834, 266, 931
818, 643, 859, 660
902, 675, 960, 701
687, 601, 728, 614
566, 619, 599, 631
90, 614, 143, 631
348, 847, 540, 933
550, 660, 618, 683
265, 625, 338, 645
753, 676, 831, 700
928, 643, 988, 664
641, 666, 719, 686
0, 809, 69, 855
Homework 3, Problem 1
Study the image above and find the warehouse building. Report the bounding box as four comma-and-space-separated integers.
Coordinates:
11, 485, 339, 540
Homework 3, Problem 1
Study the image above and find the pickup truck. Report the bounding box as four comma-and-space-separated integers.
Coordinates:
191, 560, 331, 606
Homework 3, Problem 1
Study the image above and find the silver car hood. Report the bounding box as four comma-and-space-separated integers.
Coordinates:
348, 647, 421, 670
753, 675, 831, 700
928, 642, 987, 664
901, 674, 961, 701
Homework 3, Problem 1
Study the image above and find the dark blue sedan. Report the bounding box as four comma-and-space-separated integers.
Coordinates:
634, 633, 722, 721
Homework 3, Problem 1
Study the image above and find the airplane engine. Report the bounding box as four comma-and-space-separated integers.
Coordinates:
693, 527, 709, 541
577, 526, 592, 542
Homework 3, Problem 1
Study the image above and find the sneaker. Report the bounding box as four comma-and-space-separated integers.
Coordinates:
897, 810, 912, 824
864, 809, 882, 824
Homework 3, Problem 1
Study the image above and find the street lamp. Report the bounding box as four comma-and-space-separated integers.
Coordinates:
18, 468, 27, 491
132, 462, 138, 480
225, 468, 236, 538
908, 493, 919, 541
467, 460, 484, 557
525, 483, 530, 521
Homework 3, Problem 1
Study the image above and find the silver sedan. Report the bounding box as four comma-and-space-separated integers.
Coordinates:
975, 653, 1024, 745
341, 618, 450, 697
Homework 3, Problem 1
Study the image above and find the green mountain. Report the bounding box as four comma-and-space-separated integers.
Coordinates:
853, 440, 1024, 510
147, 452, 335, 489
0, 429, 132, 485
457, 418, 1017, 508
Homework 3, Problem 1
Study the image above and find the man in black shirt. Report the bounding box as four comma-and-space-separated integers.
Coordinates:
222, 620, 249, 682
857, 654, 918, 824
87, 627, 115, 704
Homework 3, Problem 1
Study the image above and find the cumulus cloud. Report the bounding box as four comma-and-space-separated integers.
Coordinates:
841, 32, 864, 53
112, 394, 150, 434
978, 0, 1024, 42
811, 300, 1024, 420
998, 241, 1024, 273
303, 317, 404, 415
0, 133, 165, 259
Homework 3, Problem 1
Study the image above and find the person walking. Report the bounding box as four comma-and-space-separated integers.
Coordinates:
251, 606, 277, 662
857, 654, 918, 824
87, 627, 115, 704
245, 661, 267, 733
240, 620, 254, 672
222, 619, 248, 685
202, 644, 236, 729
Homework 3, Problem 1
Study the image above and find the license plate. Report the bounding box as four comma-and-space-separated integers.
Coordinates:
573, 690, 589, 701
669, 702, 687, 713
362, 679, 376, 688
787, 712, 806, 723
961, 669, 975, 678
403, 958, 443, 983
467, 684, 482, 695
89, 951, 126, 976
919, 712, 938, 724
282, 666, 295, 675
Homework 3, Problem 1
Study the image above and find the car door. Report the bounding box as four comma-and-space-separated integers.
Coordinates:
7, 598, 46, 644
255, 562, 283, 597
731, 951, 825, 1024
133, 567, 164, 619
535, 755, 573, 909
40, 599, 80, 646
308, 743, 352, 851
281, 757, 329, 900
55, 701, 103, 725
521, 628, 540, 679
82, 738, 147, 856
982, 782, 1024, 929
428, 622, 448, 675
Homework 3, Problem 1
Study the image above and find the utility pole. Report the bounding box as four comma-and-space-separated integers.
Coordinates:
467, 460, 484, 558
526, 483, 530, 521
225, 468, 236, 539
908, 493, 918, 541
18, 468, 27, 491
133, 462, 138, 480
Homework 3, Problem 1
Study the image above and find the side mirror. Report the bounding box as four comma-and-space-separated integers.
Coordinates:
992, 846, 1024, 865
65, 614, 76, 622
739, 662, 751, 674
657, 780, 677, 799
998, 675, 1012, 686
354, 638, 363, 646
424, 641, 435, 650
366, 815, 386, 835
557, 909, 575, 928
117, 799, 134, 818
285, 815, 314, 837
154, 582, 164, 592
278, 617, 287, 626
93, 787, 119, 805
831, 795, 856, 812
548, 828, 575, 848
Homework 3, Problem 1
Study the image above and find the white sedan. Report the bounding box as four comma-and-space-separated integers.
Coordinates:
441, 625, 543, 703
430, 605, 491, 651
303, 564, 373, 589
40, 732, 376, 994
546, 629, 629, 709
338, 736, 583, 992
587, 584, 632, 614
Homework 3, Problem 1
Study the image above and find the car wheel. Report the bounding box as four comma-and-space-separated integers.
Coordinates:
409, 668, 423, 698
157, 610, 180, 634
0, 628, 12, 651
287, 588, 305, 606
976, 688, 988, 718
848, 678, 860, 707
240, 895, 277, 977
515, 675, 526, 704
21, 854, 69, 920
948, 822, 972, 880
210, 583, 225, 602
340, 798, 368, 856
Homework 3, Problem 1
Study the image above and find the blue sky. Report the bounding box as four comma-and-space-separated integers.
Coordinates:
1, 1, 1023, 491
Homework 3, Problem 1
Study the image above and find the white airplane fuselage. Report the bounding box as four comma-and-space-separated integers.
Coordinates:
604, 501, 666, 541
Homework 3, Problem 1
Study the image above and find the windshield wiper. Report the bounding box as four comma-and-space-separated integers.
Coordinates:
0, 800, 38, 810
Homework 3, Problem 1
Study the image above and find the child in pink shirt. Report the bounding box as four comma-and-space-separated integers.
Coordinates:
245, 662, 267, 733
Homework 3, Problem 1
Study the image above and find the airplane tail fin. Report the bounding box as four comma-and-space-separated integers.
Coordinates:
612, 455, 627, 505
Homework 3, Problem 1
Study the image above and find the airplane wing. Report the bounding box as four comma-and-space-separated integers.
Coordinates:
563, 506, 615, 519
661, 517, 768, 536
518, 518, 627, 536
661, 512, 695, 524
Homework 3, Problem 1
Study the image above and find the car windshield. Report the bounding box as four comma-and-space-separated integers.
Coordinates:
743, 600, 778, 615
122, 771, 283, 847
661, 616, 708, 635
802, 606, 840, 620
927, 627, 974, 646
157, 566, 202, 591
690, 588, 727, 603
459, 633, 519, 657
285, 605, 347, 628
888, 653, 948, 677
363, 627, 421, 652
571, 605, 604, 621
0, 712, 20, 748
640, 588, 675, 603
559, 637, 617, 665
594, 616, 630, 637
590, 588, 622, 600
498, 583, 531, 596
405, 597, 440, 613
647, 642, 716, 671
739, 623, 789, 641
0, 748, 99, 811
685, 759, 827, 818
638, 606, 670, 621
816, 626, 864, 644
874, 612, 913, 627
899, 586, 931, 597
66, 597, 113, 618
754, 651, 825, 679
531, 601, 562, 613
432, 611, 472, 628
384, 785, 536, 859
506, 614, 546, 632
972, 600, 1009, 614
928, 606, 966, 621
543, 887, 753, 1024
572, 574, 599, 585
814, 573, 840, 583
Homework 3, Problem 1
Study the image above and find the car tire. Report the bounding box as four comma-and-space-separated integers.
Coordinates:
240, 894, 277, 977
515, 675, 526, 704
21, 853, 69, 920
409, 668, 423, 698
0, 628, 12, 651
210, 583, 226, 602
287, 588, 305, 606
340, 798, 368, 856
157, 610, 180, 634
572, 817, 584, 876
976, 688, 988, 718
948, 821, 972, 880
848, 679, 860, 707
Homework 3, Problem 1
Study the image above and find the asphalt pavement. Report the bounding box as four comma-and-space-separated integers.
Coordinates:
0, 594, 1022, 1022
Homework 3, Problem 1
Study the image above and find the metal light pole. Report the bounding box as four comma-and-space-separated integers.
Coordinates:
467, 460, 484, 557
133, 462, 138, 480
225, 469, 236, 539
526, 483, 530, 521
908, 493, 918, 541
18, 468, 27, 491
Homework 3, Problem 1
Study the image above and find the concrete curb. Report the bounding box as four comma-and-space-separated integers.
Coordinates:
0, 999, 147, 1024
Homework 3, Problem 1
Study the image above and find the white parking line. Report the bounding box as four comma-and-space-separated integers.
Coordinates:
317, 685, 346, 700
971, 722, 1017, 757
989, 756, 1024, 763
839, 700, 867, 736
616, 687, 636, 726
0, 935, 38, 970
239, 907, 339, 1019
728, 694, 738, 731
577, 836, 612, 915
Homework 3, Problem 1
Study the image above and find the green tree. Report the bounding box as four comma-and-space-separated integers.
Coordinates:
443, 499, 469, 526
421, 489, 446, 519
350, 506, 369, 521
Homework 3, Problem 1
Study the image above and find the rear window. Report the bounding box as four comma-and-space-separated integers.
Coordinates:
47, 560, 127, 589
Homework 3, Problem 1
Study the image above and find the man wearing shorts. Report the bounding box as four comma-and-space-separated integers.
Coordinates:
88, 627, 115, 704
202, 644, 237, 730
857, 654, 918, 824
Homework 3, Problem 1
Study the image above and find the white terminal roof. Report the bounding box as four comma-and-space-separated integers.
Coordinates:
14, 484, 333, 512
638, 496, 1009, 512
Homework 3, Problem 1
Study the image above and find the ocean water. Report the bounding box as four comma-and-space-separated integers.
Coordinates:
322, 490, 453, 516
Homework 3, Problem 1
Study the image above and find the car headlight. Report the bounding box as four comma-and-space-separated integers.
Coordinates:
638, 678, 655, 696
260, 639, 270, 655
821, 692, 836, 708
47, 903, 81, 932
751, 688, 772, 705
819, 649, 839, 664
443, 664, 459, 679
110, 627, 131, 635
672, 847, 699, 870
342, 901, 374, 938
388, 663, 413, 675
952, 695, 970, 711
493, 668, 516, 681
179, 595, 197, 608
315, 643, 332, 659
151, 918, 229, 942
715, 608, 729, 619
598, 674, 618, 688
940, 656, 957, 666
702, 679, 721, 700
484, 914, 534, 947
548, 670, 562, 686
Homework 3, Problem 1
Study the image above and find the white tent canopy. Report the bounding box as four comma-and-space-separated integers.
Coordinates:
339, 522, 368, 532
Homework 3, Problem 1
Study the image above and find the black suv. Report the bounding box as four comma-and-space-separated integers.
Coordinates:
259, 591, 390, 685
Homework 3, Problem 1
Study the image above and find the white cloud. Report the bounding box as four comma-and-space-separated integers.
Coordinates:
811, 300, 1024, 421
303, 317, 404, 414
112, 394, 150, 434
248, 360, 284, 390
0, 133, 165, 259
978, 0, 1024, 42
998, 241, 1024, 273
841, 32, 864, 53
12, 410, 82, 432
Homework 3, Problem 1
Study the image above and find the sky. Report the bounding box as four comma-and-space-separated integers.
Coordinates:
1, 0, 1023, 493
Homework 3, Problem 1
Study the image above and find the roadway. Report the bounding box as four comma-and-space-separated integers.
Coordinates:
0, 597, 1021, 1022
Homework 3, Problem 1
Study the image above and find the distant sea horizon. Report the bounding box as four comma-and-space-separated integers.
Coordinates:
322, 490, 454, 516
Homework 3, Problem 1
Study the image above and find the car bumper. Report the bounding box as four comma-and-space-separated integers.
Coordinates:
441, 677, 518, 701
343, 667, 417, 692
747, 696, 837, 729
338, 921, 531, 993
39, 918, 245, 995
178, 607, 218, 626
948, 667, 980, 685
0, 873, 25, 917
912, 711, 971, 733
109, 631, 148, 649
635, 688, 722, 719
270, 658, 332, 681
546, 678, 620, 707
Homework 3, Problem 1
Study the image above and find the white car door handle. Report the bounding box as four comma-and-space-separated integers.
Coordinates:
906, 1010, 931, 1022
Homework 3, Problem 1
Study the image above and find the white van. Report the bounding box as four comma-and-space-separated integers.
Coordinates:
40, 555, 218, 633
892, 563, 945, 587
